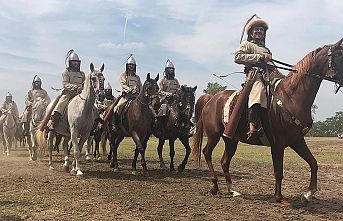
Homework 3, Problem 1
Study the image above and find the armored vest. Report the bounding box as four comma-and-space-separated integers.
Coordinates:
160, 77, 180, 94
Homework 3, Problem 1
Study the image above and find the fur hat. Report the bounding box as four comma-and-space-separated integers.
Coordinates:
245, 18, 268, 34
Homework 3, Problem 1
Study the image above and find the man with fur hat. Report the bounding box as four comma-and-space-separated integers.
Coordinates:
223, 16, 284, 139
22, 75, 50, 135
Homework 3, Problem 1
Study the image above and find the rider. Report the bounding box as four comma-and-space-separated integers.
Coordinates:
50, 49, 86, 130
157, 59, 192, 134
223, 16, 284, 139
111, 55, 142, 130
96, 82, 115, 114
1, 92, 19, 124
22, 75, 50, 135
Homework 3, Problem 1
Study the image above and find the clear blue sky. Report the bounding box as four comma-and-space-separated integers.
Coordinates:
0, 0, 342, 121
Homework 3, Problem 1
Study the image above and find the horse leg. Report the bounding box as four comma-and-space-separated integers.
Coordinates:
131, 131, 148, 176
289, 138, 318, 205
47, 132, 54, 170
131, 147, 139, 175
111, 136, 123, 171
221, 138, 240, 196
169, 139, 176, 171
30, 132, 37, 161
157, 138, 167, 169
203, 134, 221, 195
271, 146, 285, 203
101, 132, 107, 157
63, 138, 70, 172
85, 136, 92, 161
177, 136, 191, 173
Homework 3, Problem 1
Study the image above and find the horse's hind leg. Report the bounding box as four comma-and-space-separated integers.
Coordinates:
222, 138, 240, 196
157, 138, 167, 169
270, 145, 285, 203
203, 133, 221, 195
289, 138, 318, 205
178, 136, 191, 173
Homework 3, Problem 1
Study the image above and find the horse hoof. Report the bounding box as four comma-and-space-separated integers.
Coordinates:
177, 165, 185, 173
142, 171, 149, 177
160, 164, 167, 169
210, 188, 219, 195
70, 169, 77, 175
274, 195, 284, 203
229, 190, 242, 197
131, 170, 137, 175
97, 156, 101, 161
170, 166, 175, 172
49, 166, 54, 171
32, 156, 37, 161
76, 170, 84, 176
301, 193, 312, 206
85, 156, 91, 161
113, 168, 119, 172
63, 165, 69, 172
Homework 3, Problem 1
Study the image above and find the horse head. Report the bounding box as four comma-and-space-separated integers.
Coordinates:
90, 63, 105, 94
177, 85, 197, 119
142, 73, 159, 99
31, 98, 47, 123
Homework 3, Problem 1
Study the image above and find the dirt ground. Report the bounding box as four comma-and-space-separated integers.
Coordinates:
0, 138, 342, 221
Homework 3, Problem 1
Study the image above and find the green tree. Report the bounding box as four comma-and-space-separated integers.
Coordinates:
309, 111, 343, 137
203, 82, 227, 95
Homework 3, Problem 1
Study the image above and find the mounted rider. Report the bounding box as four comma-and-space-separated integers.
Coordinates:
50, 49, 86, 130
223, 15, 284, 139
96, 82, 115, 114
111, 55, 142, 130
22, 75, 50, 135
0, 92, 19, 124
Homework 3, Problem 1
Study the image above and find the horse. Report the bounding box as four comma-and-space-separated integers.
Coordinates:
15, 122, 26, 148
1, 108, 17, 156
107, 73, 159, 175
37, 63, 103, 175
28, 98, 49, 161
153, 85, 197, 172
191, 39, 343, 205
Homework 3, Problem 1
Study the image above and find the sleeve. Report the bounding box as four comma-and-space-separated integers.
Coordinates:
62, 69, 76, 91
234, 41, 265, 65
25, 90, 33, 107
175, 79, 180, 90
43, 90, 51, 105
120, 72, 131, 93
13, 102, 19, 118
136, 75, 142, 92
0, 102, 6, 112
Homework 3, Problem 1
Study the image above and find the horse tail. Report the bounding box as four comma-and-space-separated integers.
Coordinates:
36, 129, 47, 151
192, 94, 212, 168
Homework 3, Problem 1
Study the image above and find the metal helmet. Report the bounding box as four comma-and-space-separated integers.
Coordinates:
126, 55, 136, 65
6, 92, 12, 97
68, 52, 80, 62
105, 82, 112, 90
165, 59, 175, 69
33, 75, 41, 83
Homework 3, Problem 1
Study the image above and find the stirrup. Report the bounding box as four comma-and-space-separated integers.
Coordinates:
247, 128, 263, 140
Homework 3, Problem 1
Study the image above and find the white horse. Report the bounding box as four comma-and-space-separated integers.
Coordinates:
1, 107, 17, 156
37, 63, 103, 175
29, 98, 48, 160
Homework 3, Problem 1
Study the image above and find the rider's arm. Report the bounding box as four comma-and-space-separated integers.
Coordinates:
62, 69, 77, 91
25, 90, 33, 107
234, 41, 265, 65
120, 72, 131, 93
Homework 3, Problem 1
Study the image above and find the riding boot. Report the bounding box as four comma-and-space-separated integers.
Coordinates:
50, 111, 61, 131
247, 104, 262, 140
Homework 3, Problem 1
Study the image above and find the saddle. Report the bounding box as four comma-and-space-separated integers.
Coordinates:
118, 97, 135, 128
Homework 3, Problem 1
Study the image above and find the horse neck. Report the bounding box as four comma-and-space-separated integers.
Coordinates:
279, 49, 328, 117
80, 74, 96, 108
4, 112, 15, 127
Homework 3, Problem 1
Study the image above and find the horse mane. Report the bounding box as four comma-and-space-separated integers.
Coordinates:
282, 46, 325, 92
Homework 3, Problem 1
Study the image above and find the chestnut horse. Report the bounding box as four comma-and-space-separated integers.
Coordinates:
192, 39, 343, 205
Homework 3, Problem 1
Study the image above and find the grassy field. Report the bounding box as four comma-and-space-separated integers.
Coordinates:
99, 137, 342, 168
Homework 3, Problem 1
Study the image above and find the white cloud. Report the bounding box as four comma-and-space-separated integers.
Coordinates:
97, 42, 145, 50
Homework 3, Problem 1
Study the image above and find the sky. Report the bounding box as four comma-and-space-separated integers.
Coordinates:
0, 0, 342, 121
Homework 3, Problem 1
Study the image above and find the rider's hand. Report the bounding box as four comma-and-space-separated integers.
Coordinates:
264, 54, 272, 62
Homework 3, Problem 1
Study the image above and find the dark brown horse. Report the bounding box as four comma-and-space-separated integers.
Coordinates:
153, 85, 197, 172
108, 73, 159, 175
192, 39, 343, 205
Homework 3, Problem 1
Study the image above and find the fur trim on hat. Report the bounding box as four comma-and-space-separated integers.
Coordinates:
245, 18, 268, 33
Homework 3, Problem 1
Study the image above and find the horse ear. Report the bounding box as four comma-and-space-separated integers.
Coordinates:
90, 63, 94, 72
100, 64, 105, 72
155, 73, 159, 81
334, 38, 343, 48
193, 86, 197, 92
147, 73, 151, 80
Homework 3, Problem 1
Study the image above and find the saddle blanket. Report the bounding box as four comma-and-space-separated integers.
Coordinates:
223, 90, 240, 123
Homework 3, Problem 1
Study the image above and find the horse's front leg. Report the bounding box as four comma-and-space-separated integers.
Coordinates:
84, 135, 92, 161
157, 138, 167, 169
271, 146, 285, 203
169, 139, 176, 171
63, 138, 70, 172
131, 131, 148, 176
178, 136, 191, 173
47, 132, 54, 170
289, 138, 318, 206
111, 136, 123, 172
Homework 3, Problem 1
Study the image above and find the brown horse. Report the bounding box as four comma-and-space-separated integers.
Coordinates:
153, 85, 197, 172
108, 73, 159, 175
192, 39, 343, 205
